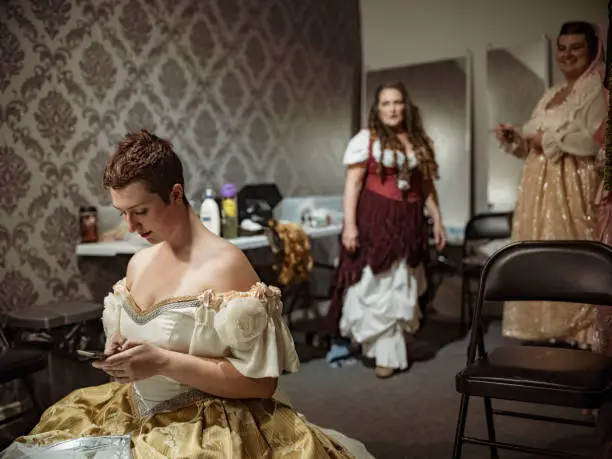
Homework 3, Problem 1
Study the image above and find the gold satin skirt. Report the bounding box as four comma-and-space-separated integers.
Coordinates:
502, 151, 599, 346
13, 383, 354, 458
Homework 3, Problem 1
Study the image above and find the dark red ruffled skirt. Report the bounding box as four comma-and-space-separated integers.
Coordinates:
325, 188, 428, 336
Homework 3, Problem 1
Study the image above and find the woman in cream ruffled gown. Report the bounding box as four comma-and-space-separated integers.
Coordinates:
495, 21, 607, 349
2, 130, 374, 458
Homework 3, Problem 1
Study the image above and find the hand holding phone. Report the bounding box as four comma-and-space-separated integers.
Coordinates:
76, 349, 108, 361
106, 334, 127, 355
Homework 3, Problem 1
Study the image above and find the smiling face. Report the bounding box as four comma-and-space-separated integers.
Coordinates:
377, 88, 405, 128
110, 181, 183, 244
556, 33, 592, 81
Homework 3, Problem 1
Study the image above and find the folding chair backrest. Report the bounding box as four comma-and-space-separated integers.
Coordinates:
464, 212, 513, 242
465, 240, 612, 363
480, 240, 612, 307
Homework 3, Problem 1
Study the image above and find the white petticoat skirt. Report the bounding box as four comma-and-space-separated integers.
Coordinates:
340, 260, 426, 370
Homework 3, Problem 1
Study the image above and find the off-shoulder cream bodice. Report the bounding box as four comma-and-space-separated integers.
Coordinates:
101, 280, 300, 415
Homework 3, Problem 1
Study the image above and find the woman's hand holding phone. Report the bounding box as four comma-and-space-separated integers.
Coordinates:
78, 334, 127, 361
105, 333, 127, 355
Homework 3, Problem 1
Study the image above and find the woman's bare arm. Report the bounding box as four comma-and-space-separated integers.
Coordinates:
158, 351, 277, 399
343, 164, 367, 229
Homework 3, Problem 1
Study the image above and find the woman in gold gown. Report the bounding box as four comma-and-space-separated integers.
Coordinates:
494, 21, 607, 348
593, 7, 612, 457
2, 130, 374, 458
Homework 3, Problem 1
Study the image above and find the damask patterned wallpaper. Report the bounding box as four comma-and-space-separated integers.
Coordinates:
0, 0, 361, 309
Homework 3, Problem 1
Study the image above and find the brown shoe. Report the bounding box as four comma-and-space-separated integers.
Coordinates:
374, 366, 395, 378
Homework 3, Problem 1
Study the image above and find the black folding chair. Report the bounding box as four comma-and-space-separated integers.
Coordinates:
453, 240, 612, 459
460, 212, 512, 331
420, 215, 458, 326
0, 322, 47, 430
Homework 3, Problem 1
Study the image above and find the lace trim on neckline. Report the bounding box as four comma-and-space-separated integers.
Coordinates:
112, 279, 281, 317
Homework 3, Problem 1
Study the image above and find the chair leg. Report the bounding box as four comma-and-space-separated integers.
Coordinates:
452, 394, 470, 459
483, 397, 499, 459
460, 274, 467, 332
466, 279, 474, 327
302, 283, 312, 322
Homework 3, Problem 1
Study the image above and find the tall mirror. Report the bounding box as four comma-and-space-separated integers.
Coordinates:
486, 37, 550, 211
365, 56, 471, 231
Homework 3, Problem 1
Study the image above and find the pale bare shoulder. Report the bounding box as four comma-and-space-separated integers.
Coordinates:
193, 237, 259, 294
125, 244, 161, 287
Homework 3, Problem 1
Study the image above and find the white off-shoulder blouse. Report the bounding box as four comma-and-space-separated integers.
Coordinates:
343, 128, 419, 169
509, 72, 607, 162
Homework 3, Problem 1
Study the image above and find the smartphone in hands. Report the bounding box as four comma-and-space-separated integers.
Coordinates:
76, 349, 108, 361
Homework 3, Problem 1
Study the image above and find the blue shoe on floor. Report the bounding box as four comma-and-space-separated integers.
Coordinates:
325, 343, 356, 368
326, 343, 350, 363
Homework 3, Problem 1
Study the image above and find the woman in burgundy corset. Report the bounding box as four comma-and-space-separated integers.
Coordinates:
326, 82, 446, 379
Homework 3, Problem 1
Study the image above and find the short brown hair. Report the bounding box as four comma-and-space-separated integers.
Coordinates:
103, 129, 187, 204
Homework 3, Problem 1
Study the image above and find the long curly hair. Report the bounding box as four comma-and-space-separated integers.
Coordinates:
367, 82, 439, 181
